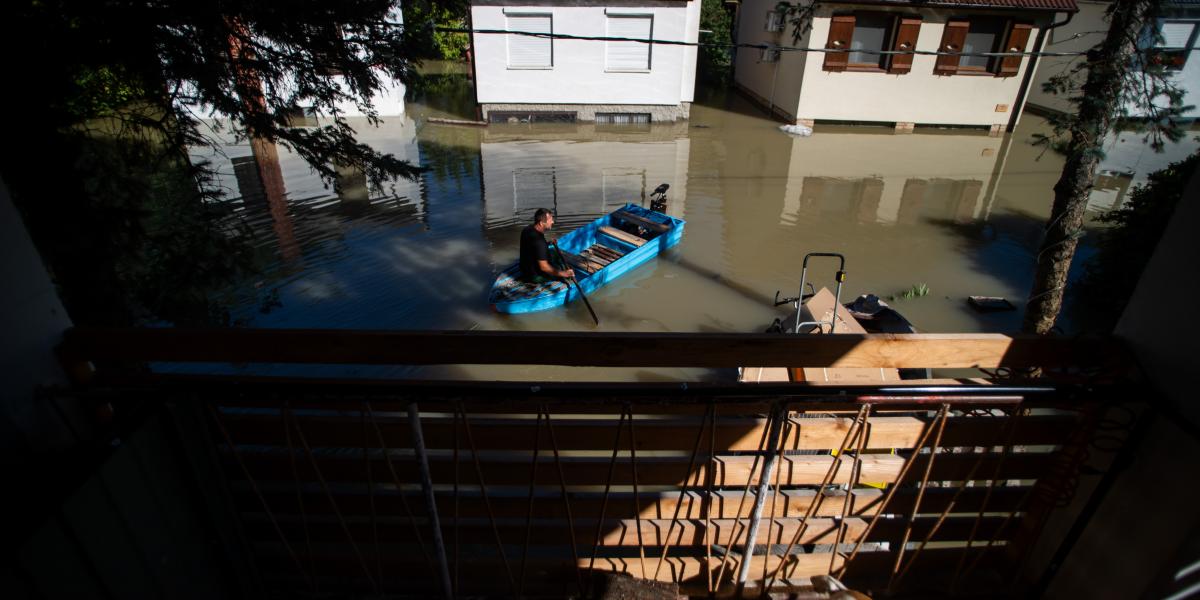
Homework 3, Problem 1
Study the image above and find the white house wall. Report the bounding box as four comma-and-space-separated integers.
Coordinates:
735, 0, 1050, 129
470, 1, 700, 108
1028, 1, 1200, 120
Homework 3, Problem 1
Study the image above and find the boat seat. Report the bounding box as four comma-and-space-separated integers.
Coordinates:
598, 226, 646, 247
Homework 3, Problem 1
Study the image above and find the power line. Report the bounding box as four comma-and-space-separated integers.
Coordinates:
436, 26, 1095, 59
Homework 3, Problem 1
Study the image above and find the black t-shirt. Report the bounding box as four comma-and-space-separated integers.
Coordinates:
519, 224, 550, 279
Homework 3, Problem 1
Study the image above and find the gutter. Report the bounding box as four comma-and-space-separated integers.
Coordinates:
1007, 10, 1076, 132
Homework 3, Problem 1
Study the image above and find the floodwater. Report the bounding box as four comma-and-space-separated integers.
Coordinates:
186, 63, 1195, 380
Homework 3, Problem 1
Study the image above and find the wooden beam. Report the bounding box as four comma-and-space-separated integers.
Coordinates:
235, 486, 1032, 521
223, 451, 1050, 487
61, 328, 1130, 369
219, 413, 1079, 451
598, 225, 647, 247
242, 515, 1012, 547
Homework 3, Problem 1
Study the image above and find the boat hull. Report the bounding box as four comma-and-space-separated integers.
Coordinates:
489, 204, 685, 314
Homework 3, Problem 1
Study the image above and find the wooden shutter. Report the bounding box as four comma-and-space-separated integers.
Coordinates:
607, 15, 653, 71
888, 17, 922, 74
997, 22, 1032, 77
824, 15, 856, 72
507, 14, 552, 68
934, 20, 968, 75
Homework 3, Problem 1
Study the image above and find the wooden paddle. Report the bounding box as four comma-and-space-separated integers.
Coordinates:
550, 242, 599, 326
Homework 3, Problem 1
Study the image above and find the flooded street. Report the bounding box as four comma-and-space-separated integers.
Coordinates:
186, 64, 1194, 378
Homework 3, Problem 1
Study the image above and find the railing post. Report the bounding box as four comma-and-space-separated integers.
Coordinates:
409, 403, 453, 600
736, 401, 786, 590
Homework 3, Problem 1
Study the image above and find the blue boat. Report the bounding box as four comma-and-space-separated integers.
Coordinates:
489, 203, 685, 314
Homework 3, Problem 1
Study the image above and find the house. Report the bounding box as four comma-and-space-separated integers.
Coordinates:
468, 0, 702, 122
734, 0, 1078, 133
1026, 0, 1200, 211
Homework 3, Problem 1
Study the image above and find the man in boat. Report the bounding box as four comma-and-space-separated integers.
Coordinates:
520, 208, 574, 283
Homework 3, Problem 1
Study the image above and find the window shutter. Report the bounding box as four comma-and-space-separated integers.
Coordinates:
997, 22, 1032, 76
607, 15, 653, 71
1159, 22, 1196, 48
934, 20, 969, 75
507, 15, 552, 68
823, 15, 856, 72
888, 17, 922, 74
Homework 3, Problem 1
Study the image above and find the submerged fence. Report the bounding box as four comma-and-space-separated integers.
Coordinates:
58, 328, 1136, 597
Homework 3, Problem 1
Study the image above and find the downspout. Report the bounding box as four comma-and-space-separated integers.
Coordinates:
1007, 11, 1075, 132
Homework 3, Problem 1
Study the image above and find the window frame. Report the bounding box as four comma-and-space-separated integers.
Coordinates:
956, 17, 1006, 73
605, 13, 654, 73
935, 16, 1030, 77
1150, 20, 1198, 71
505, 12, 554, 70
845, 12, 896, 71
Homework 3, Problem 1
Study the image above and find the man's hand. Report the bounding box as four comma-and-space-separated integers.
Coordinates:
558, 268, 575, 279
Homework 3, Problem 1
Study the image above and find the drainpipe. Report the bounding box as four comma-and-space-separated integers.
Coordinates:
1008, 11, 1076, 132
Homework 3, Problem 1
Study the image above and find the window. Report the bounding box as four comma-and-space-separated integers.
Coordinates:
934, 18, 1032, 77
847, 14, 892, 68
959, 18, 1005, 70
760, 46, 781, 62
606, 14, 653, 71
595, 113, 651, 124
765, 11, 785, 32
823, 14, 922, 74
507, 14, 552, 68
489, 111, 576, 124
1148, 20, 1197, 70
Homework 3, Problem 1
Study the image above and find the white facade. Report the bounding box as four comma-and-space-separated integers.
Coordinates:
735, 0, 1059, 130
470, 0, 701, 121
1027, 1, 1200, 120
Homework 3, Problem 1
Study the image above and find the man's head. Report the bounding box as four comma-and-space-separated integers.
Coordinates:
533, 208, 554, 231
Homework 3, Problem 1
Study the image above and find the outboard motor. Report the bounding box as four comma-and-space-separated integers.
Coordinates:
650, 183, 669, 213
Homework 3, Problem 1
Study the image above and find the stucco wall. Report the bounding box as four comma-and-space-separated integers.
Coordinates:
1028, 1, 1200, 120
735, 0, 1049, 127
471, 1, 700, 106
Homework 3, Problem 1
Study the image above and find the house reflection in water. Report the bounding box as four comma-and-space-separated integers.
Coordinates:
780, 130, 1002, 228
479, 121, 692, 234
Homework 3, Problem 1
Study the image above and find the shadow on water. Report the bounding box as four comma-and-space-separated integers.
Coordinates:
921, 208, 1103, 333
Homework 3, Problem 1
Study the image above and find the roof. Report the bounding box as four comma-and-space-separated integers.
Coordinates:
826, 0, 1079, 12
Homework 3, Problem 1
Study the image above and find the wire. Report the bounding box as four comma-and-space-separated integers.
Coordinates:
436, 26, 1096, 59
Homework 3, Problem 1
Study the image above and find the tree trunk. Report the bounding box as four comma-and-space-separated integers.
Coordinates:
1022, 0, 1160, 334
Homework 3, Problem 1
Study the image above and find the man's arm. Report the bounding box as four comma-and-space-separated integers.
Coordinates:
538, 259, 574, 279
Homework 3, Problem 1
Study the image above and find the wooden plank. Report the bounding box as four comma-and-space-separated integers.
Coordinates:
580, 249, 614, 267
590, 244, 625, 261
60, 328, 1131, 369
614, 209, 670, 233
598, 225, 647, 247
235, 486, 1031, 521
242, 515, 1012, 547
222, 451, 1051, 487
249, 546, 1001, 589
219, 413, 1079, 451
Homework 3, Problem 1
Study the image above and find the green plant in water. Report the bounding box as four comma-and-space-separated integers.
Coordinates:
888, 283, 930, 301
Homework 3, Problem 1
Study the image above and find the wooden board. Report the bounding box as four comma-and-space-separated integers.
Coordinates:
243, 514, 1014, 547
219, 413, 1079, 452
60, 328, 1132, 369
236, 485, 1032, 523
794, 288, 902, 384
598, 225, 647, 247
223, 450, 1051, 488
